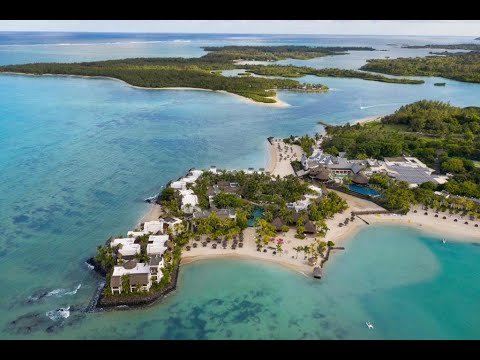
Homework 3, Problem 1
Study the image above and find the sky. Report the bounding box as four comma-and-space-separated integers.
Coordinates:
0, 20, 479, 36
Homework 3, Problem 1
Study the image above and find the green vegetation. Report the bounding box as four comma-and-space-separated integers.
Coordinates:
0, 46, 427, 106
284, 134, 317, 156
308, 192, 349, 220
369, 173, 414, 213
213, 191, 244, 208
192, 211, 240, 240
360, 52, 480, 83
324, 100, 480, 204
193, 170, 312, 208
202, 45, 375, 61
402, 44, 480, 50
244, 64, 424, 84
434, 82, 446, 86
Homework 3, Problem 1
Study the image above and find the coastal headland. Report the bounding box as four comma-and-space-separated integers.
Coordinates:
90, 103, 480, 311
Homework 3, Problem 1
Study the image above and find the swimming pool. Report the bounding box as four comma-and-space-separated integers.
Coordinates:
247, 207, 264, 227
348, 184, 381, 196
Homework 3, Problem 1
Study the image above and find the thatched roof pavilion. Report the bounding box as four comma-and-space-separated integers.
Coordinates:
352, 173, 369, 185
304, 220, 317, 234
271, 217, 284, 231
309, 167, 331, 183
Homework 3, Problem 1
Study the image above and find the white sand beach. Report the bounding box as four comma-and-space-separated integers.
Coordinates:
1, 72, 289, 107
182, 190, 480, 276
138, 203, 164, 224
352, 114, 385, 125
266, 138, 304, 177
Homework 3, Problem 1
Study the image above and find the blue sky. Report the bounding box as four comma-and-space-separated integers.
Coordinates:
0, 20, 479, 36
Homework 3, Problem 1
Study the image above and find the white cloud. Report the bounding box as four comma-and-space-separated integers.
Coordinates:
0, 20, 478, 36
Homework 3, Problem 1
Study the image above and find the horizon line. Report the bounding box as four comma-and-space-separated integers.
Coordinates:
0, 30, 476, 38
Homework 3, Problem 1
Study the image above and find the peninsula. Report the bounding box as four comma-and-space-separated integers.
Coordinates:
90, 100, 480, 310
0, 46, 423, 104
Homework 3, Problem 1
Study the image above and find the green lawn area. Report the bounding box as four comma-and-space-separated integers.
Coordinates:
474, 161, 480, 168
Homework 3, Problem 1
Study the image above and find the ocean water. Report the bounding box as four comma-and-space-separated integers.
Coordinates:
1, 32, 480, 339
4, 225, 480, 339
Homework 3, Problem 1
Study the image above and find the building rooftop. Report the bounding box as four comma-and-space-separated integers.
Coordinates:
385, 165, 438, 185
112, 262, 149, 277
129, 273, 149, 286
148, 235, 169, 244
149, 254, 163, 266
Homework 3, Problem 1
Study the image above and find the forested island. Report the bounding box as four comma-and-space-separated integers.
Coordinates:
243, 65, 425, 84
202, 45, 375, 61
0, 46, 423, 104
322, 100, 480, 202
360, 52, 480, 83
402, 44, 480, 51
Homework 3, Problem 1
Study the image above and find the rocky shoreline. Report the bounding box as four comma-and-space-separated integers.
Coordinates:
86, 256, 181, 310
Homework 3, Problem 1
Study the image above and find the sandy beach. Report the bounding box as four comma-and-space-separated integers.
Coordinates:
138, 203, 164, 224
182, 190, 480, 276
352, 114, 385, 125
266, 138, 304, 176
1, 72, 289, 107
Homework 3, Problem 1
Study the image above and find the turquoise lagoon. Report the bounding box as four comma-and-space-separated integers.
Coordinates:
1, 33, 480, 339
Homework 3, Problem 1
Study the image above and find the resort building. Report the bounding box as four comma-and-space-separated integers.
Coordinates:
146, 234, 170, 256
110, 260, 151, 294
110, 238, 140, 260
301, 151, 367, 177
149, 254, 164, 283
368, 156, 442, 187
161, 217, 183, 233
179, 188, 199, 214
127, 231, 146, 238
170, 169, 204, 190
143, 220, 164, 234
351, 173, 369, 186
206, 181, 241, 206
192, 208, 236, 220
117, 243, 141, 260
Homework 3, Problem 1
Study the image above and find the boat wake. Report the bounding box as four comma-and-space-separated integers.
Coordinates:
360, 102, 405, 110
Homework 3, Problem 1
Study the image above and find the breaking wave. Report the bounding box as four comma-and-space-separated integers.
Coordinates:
46, 307, 70, 321
46, 284, 82, 298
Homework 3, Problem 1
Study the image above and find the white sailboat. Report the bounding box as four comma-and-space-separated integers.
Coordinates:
366, 321, 374, 329
442, 238, 446, 244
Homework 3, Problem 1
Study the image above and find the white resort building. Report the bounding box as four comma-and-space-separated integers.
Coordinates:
110, 260, 152, 294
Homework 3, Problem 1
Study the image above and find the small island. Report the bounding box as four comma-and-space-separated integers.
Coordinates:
360, 51, 480, 83
0, 46, 423, 105
89, 100, 480, 310
434, 82, 446, 86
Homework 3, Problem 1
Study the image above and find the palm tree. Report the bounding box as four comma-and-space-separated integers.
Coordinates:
293, 246, 301, 259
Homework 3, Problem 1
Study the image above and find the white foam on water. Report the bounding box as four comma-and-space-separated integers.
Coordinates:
46, 283, 81, 298
46, 306, 70, 321
85, 262, 95, 270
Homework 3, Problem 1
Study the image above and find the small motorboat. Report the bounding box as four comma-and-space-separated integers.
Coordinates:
442, 238, 446, 244
366, 321, 374, 329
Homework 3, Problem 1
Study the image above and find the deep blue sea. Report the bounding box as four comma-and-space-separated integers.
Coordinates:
1, 32, 480, 339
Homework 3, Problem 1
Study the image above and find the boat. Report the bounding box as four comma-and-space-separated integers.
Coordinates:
442, 238, 446, 244
366, 321, 374, 329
